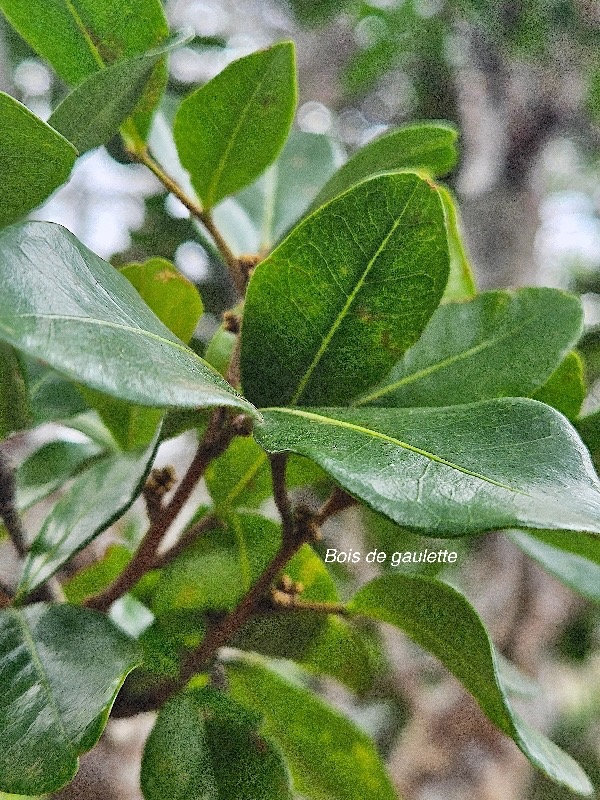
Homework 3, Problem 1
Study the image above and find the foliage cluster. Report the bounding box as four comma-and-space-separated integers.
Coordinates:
1, 2, 600, 798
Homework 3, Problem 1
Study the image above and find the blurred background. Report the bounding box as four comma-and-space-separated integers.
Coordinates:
2, 1, 600, 798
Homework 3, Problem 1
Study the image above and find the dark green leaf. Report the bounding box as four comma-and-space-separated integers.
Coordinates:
0, 93, 76, 227
357, 289, 583, 408
26, 361, 89, 424
438, 185, 476, 302
0, 222, 256, 415
0, 344, 31, 437
509, 529, 600, 603
228, 658, 397, 800
174, 42, 297, 209
241, 172, 449, 407
532, 351, 585, 421
0, 0, 169, 139
82, 257, 204, 449
18, 433, 159, 596
0, 603, 139, 795
141, 688, 292, 800
254, 399, 600, 536
15, 438, 103, 511
311, 122, 458, 210
49, 33, 191, 154
350, 575, 592, 795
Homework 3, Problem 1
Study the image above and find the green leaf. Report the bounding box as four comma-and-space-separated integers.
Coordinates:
254, 399, 600, 536
174, 42, 297, 209
0, 0, 169, 139
0, 344, 31, 437
236, 129, 340, 250
241, 172, 449, 407
82, 257, 203, 449
349, 575, 592, 796
206, 438, 272, 511
532, 351, 585, 421
228, 658, 397, 800
18, 433, 159, 596
48, 33, 191, 154
357, 289, 583, 408
311, 122, 458, 210
25, 361, 89, 424
0, 93, 76, 228
509, 529, 600, 603
151, 514, 280, 615
0, 222, 256, 416
141, 688, 292, 800
438, 185, 476, 302
63, 544, 131, 604
15, 438, 103, 511
120, 258, 203, 345
0, 603, 139, 795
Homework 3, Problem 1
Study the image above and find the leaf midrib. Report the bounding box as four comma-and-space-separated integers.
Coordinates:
290, 181, 420, 405
267, 408, 526, 494
355, 312, 541, 405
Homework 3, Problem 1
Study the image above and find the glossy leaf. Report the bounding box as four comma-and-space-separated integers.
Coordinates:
141, 688, 292, 800
532, 351, 585, 421
174, 42, 297, 209
49, 34, 191, 154
18, 434, 159, 596
83, 257, 203, 449
0, 93, 76, 227
311, 122, 458, 210
350, 575, 592, 795
357, 289, 583, 408
25, 361, 89, 424
0, 222, 256, 415
0, 603, 139, 795
228, 658, 397, 800
15, 438, 103, 511
254, 399, 600, 536
438, 185, 476, 302
509, 529, 600, 603
0, 344, 31, 437
0, 0, 169, 139
241, 172, 449, 407
236, 130, 340, 249
151, 514, 280, 615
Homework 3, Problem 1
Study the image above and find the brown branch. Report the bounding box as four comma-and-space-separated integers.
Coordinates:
269, 589, 349, 616
0, 451, 27, 557
128, 147, 246, 295
85, 410, 233, 612
154, 513, 221, 568
314, 486, 358, 526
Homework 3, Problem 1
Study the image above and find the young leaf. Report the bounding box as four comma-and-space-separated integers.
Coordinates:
531, 351, 585, 421
509, 529, 600, 603
311, 122, 458, 210
0, 222, 256, 416
49, 34, 191, 154
241, 172, 449, 407
254, 399, 600, 536
349, 574, 593, 796
0, 93, 76, 227
17, 433, 159, 596
151, 514, 281, 615
228, 658, 397, 800
357, 289, 583, 408
174, 42, 297, 209
0, 604, 139, 796
141, 688, 293, 800
15, 438, 103, 511
438, 185, 477, 302
0, 0, 169, 139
